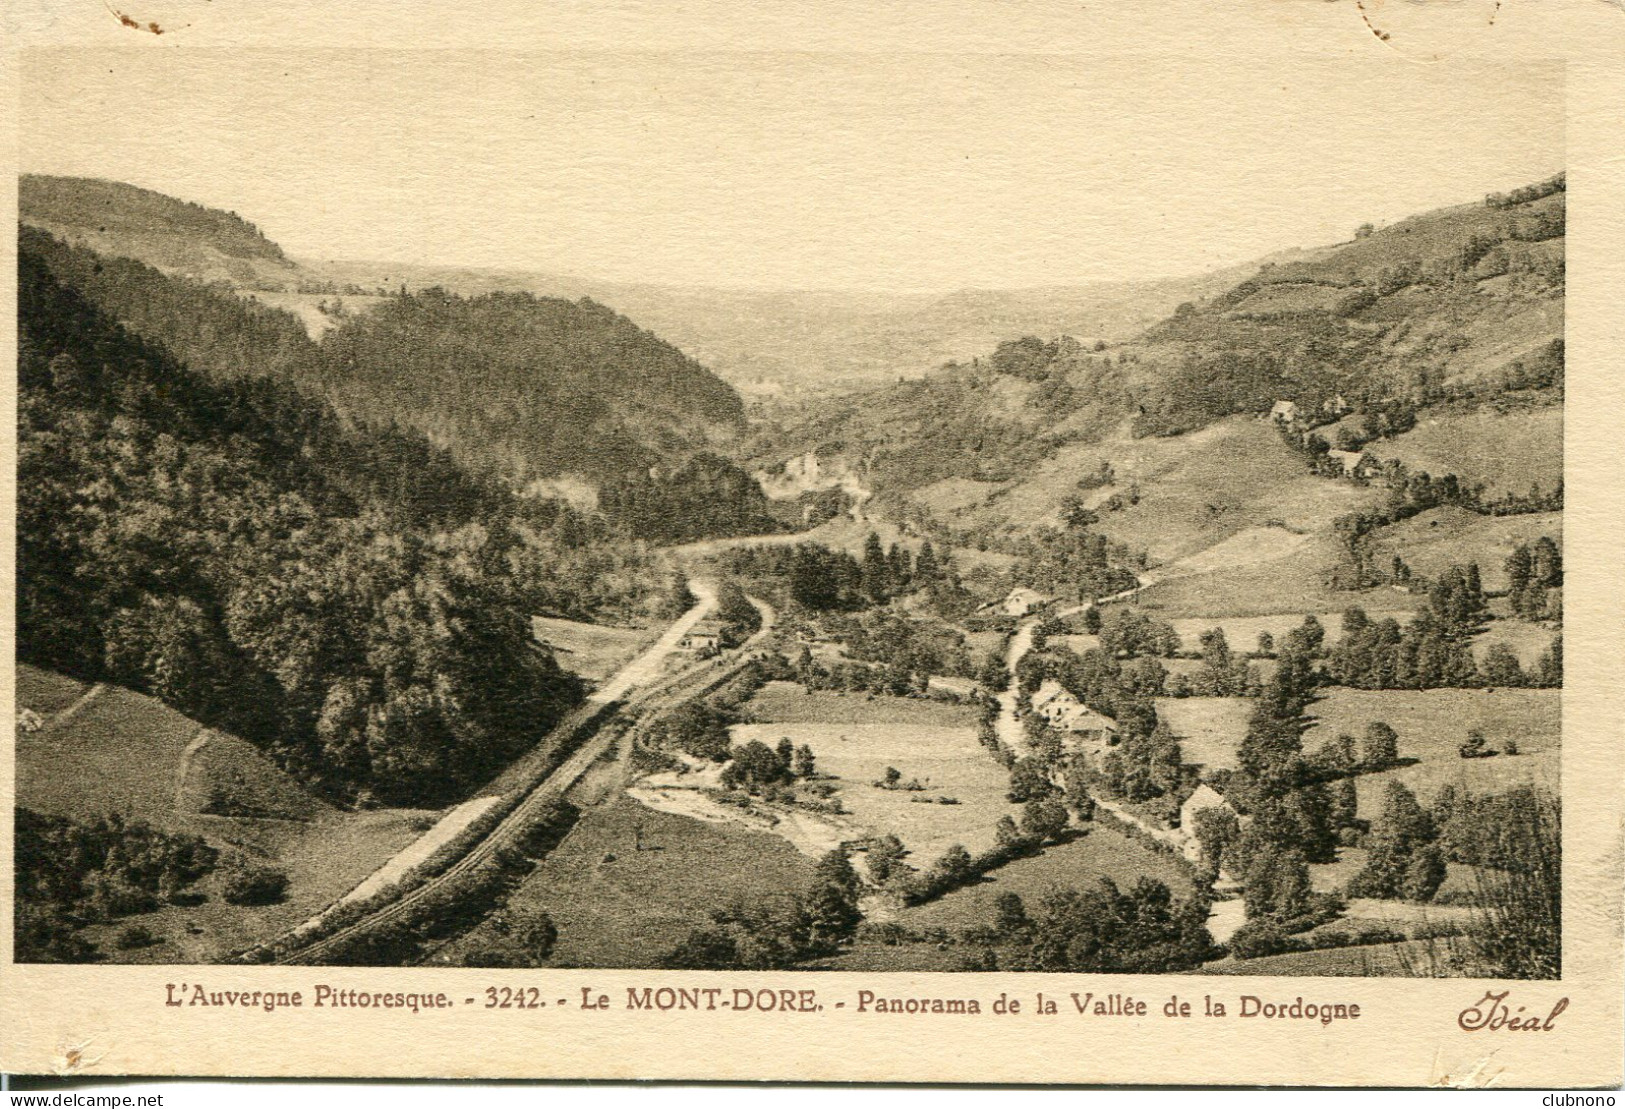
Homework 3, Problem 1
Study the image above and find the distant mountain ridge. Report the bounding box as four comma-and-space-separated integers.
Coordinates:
18, 186, 754, 494
21, 174, 295, 283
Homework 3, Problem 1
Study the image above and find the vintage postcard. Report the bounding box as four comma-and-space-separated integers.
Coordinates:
2, 0, 1622, 1089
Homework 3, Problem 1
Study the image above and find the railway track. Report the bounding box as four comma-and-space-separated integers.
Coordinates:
264, 594, 776, 966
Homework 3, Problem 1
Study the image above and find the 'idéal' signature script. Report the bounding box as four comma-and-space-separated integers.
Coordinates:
1457, 990, 1568, 1032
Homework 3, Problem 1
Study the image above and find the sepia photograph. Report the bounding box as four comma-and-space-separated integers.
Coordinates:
2, 0, 1620, 1088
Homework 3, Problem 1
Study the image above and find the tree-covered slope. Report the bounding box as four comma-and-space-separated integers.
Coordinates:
22, 222, 767, 532
20, 180, 757, 499
18, 241, 587, 807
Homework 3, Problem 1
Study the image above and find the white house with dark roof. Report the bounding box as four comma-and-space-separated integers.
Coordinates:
1177, 783, 1238, 864
1032, 680, 1117, 744
994, 587, 1053, 618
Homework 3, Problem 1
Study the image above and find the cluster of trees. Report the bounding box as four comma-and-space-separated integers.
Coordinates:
714, 581, 763, 648
645, 702, 734, 762
1097, 608, 1181, 659
1485, 174, 1565, 210
1011, 527, 1143, 604
1169, 628, 1255, 698
814, 610, 975, 680
661, 850, 862, 969
987, 335, 1068, 381
1506, 537, 1563, 620
1346, 781, 1448, 902
1208, 649, 1352, 936
15, 809, 219, 962
20, 242, 584, 807
963, 878, 1214, 973
1326, 599, 1559, 691
720, 737, 818, 794
598, 453, 778, 542
722, 535, 948, 614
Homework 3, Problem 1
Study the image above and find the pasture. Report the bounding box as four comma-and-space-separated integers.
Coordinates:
1367, 406, 1562, 498
1135, 533, 1403, 619
531, 616, 656, 682
894, 824, 1195, 933
436, 796, 816, 969
729, 718, 1015, 861
1303, 688, 1560, 818
743, 682, 978, 728
1200, 940, 1438, 977
1472, 619, 1559, 669
1372, 507, 1562, 592
1154, 697, 1254, 772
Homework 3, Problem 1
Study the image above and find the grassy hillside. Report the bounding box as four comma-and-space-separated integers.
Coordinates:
16, 665, 327, 826
756, 176, 1564, 613
20, 174, 296, 287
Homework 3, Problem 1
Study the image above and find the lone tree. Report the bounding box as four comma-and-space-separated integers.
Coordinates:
1021, 798, 1070, 844
1192, 805, 1241, 876
793, 744, 817, 779
1362, 721, 1400, 770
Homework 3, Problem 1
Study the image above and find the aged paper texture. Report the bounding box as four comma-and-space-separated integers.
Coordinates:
1, 0, 1622, 1088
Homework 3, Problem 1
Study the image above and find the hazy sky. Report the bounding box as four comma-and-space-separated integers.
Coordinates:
21, 50, 1562, 292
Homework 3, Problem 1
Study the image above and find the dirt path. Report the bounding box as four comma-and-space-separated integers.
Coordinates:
590, 580, 717, 706
47, 682, 107, 728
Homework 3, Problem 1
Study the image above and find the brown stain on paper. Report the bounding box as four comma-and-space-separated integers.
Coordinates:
103, 1, 164, 33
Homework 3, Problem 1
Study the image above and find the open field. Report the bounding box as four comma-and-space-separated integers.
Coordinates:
743, 682, 979, 728
730, 719, 1014, 861
894, 825, 1195, 933
1135, 535, 1410, 619
434, 796, 816, 968
1371, 507, 1562, 592
1155, 697, 1255, 772
1303, 688, 1560, 818
531, 616, 657, 682
17, 665, 327, 826
17, 665, 92, 716
732, 682, 1011, 860
1367, 406, 1562, 498
1473, 619, 1559, 669
1200, 939, 1439, 977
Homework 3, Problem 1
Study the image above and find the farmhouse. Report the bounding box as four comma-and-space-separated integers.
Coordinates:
679, 624, 724, 653
1327, 449, 1379, 479
1269, 399, 1300, 424
1032, 680, 1118, 743
1177, 783, 1237, 864
994, 587, 1053, 617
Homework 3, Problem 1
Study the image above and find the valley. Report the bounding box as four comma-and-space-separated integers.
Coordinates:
14, 170, 1562, 980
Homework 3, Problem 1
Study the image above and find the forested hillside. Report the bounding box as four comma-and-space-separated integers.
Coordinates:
22, 224, 771, 535
18, 243, 587, 807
